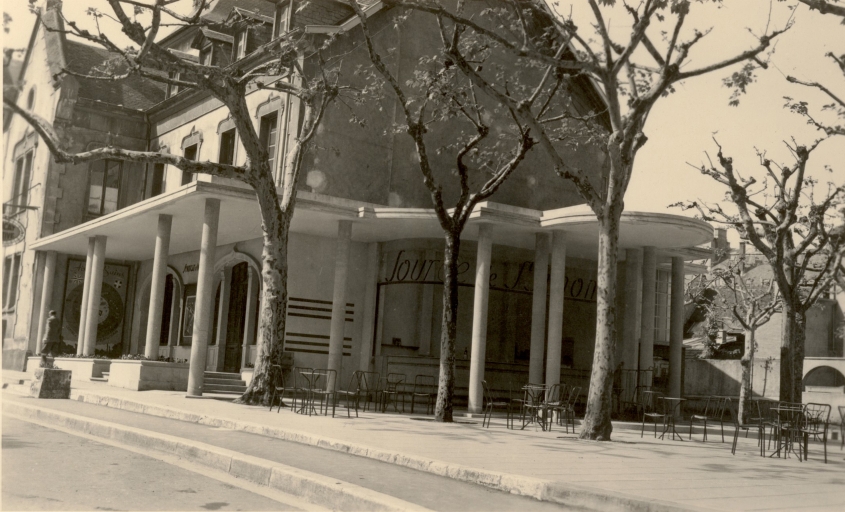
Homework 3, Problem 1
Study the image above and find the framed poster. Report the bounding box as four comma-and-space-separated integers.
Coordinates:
61, 259, 129, 353
181, 283, 197, 346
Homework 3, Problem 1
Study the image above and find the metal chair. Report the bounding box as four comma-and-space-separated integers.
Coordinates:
336, 370, 366, 418
689, 396, 729, 442
839, 406, 845, 450
311, 369, 338, 417
410, 374, 436, 415
729, 398, 764, 456
560, 386, 581, 434
379, 373, 406, 413
361, 371, 380, 411
291, 366, 315, 414
641, 390, 667, 438
268, 364, 289, 413
539, 384, 563, 431
482, 380, 513, 428
801, 403, 831, 463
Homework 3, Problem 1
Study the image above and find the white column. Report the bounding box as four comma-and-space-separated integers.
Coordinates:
528, 233, 550, 385
639, 246, 657, 385
168, 285, 181, 358
187, 198, 220, 397
82, 236, 107, 356
669, 257, 685, 398
36, 251, 57, 355
622, 248, 643, 373
77, 238, 96, 355
327, 220, 352, 392
467, 224, 493, 415
145, 214, 172, 359
545, 232, 566, 390
359, 243, 380, 372
241, 267, 258, 369
214, 267, 232, 371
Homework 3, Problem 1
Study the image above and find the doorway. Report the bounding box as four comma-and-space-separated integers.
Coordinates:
222, 262, 249, 372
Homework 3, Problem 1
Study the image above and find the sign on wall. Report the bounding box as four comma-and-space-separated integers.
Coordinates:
62, 259, 129, 350
2, 217, 25, 246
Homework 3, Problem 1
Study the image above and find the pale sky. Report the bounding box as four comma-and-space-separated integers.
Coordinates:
3, 0, 843, 245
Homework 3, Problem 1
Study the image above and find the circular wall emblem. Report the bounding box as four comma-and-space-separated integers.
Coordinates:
2, 217, 25, 246
63, 283, 125, 341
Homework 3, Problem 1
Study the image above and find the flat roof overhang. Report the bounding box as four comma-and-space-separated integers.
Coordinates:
31, 181, 713, 265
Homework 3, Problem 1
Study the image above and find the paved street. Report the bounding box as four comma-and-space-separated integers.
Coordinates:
3, 397, 575, 511
1, 416, 304, 511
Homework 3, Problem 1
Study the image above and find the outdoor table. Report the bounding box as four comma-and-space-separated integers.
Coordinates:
767, 403, 805, 460
519, 384, 548, 430
659, 397, 687, 441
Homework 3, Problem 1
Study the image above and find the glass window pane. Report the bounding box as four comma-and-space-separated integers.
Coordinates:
88, 164, 104, 214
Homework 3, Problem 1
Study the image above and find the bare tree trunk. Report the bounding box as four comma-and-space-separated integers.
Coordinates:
435, 231, 461, 422
235, 175, 293, 406
779, 303, 806, 403
579, 212, 621, 440
738, 328, 756, 424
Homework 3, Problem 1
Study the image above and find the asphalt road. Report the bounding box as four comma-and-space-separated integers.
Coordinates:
1, 416, 306, 511
3, 394, 576, 511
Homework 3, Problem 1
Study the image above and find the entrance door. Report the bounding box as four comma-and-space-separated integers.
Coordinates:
223, 263, 249, 373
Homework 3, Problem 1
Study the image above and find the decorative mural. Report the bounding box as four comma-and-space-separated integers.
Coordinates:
62, 259, 129, 350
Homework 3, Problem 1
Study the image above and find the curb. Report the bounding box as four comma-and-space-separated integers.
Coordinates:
62, 389, 707, 512
3, 399, 431, 512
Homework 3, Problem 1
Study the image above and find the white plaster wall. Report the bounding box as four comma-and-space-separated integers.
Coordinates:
2, 21, 63, 357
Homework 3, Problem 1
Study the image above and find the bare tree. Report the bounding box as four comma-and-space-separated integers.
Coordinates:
346, 0, 537, 422
684, 137, 844, 402
712, 261, 780, 421
3, 0, 348, 405
376, 0, 787, 438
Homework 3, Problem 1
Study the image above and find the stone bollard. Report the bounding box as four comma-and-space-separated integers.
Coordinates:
30, 363, 72, 399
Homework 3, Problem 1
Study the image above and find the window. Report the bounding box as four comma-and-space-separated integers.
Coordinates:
273, 1, 291, 38
218, 129, 236, 165
233, 30, 247, 60
2, 253, 21, 311
88, 160, 121, 216
181, 144, 198, 186
259, 112, 278, 175
150, 163, 166, 197
12, 150, 33, 213
167, 71, 181, 98
199, 44, 213, 66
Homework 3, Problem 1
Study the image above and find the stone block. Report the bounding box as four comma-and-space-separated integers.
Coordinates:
29, 368, 71, 399
108, 360, 190, 391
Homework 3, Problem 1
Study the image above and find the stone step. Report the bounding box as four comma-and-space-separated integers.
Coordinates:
205, 377, 246, 386
204, 384, 247, 393
204, 371, 242, 381
90, 377, 108, 382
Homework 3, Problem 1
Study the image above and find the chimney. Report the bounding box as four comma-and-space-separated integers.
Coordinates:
711, 228, 730, 264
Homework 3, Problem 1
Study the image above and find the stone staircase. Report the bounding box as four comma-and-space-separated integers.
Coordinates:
203, 371, 247, 395
91, 372, 109, 382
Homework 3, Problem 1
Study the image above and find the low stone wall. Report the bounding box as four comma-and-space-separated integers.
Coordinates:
27, 357, 111, 381
684, 358, 780, 399
241, 369, 254, 387
108, 360, 190, 391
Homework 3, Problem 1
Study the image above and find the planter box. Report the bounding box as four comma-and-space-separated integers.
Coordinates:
108, 360, 190, 391
241, 368, 254, 387
27, 357, 110, 381
30, 368, 71, 398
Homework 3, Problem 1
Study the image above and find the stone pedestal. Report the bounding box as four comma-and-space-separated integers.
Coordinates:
30, 368, 71, 399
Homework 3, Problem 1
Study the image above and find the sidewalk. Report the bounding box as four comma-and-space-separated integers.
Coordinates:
5, 370, 844, 511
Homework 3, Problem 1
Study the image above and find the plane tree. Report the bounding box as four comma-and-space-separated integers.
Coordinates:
3, 0, 350, 405
376, 0, 787, 439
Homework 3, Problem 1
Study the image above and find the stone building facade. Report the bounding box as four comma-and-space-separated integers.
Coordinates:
5, 0, 712, 411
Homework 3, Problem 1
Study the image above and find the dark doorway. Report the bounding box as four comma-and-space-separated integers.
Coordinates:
159, 274, 174, 346
223, 263, 249, 372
